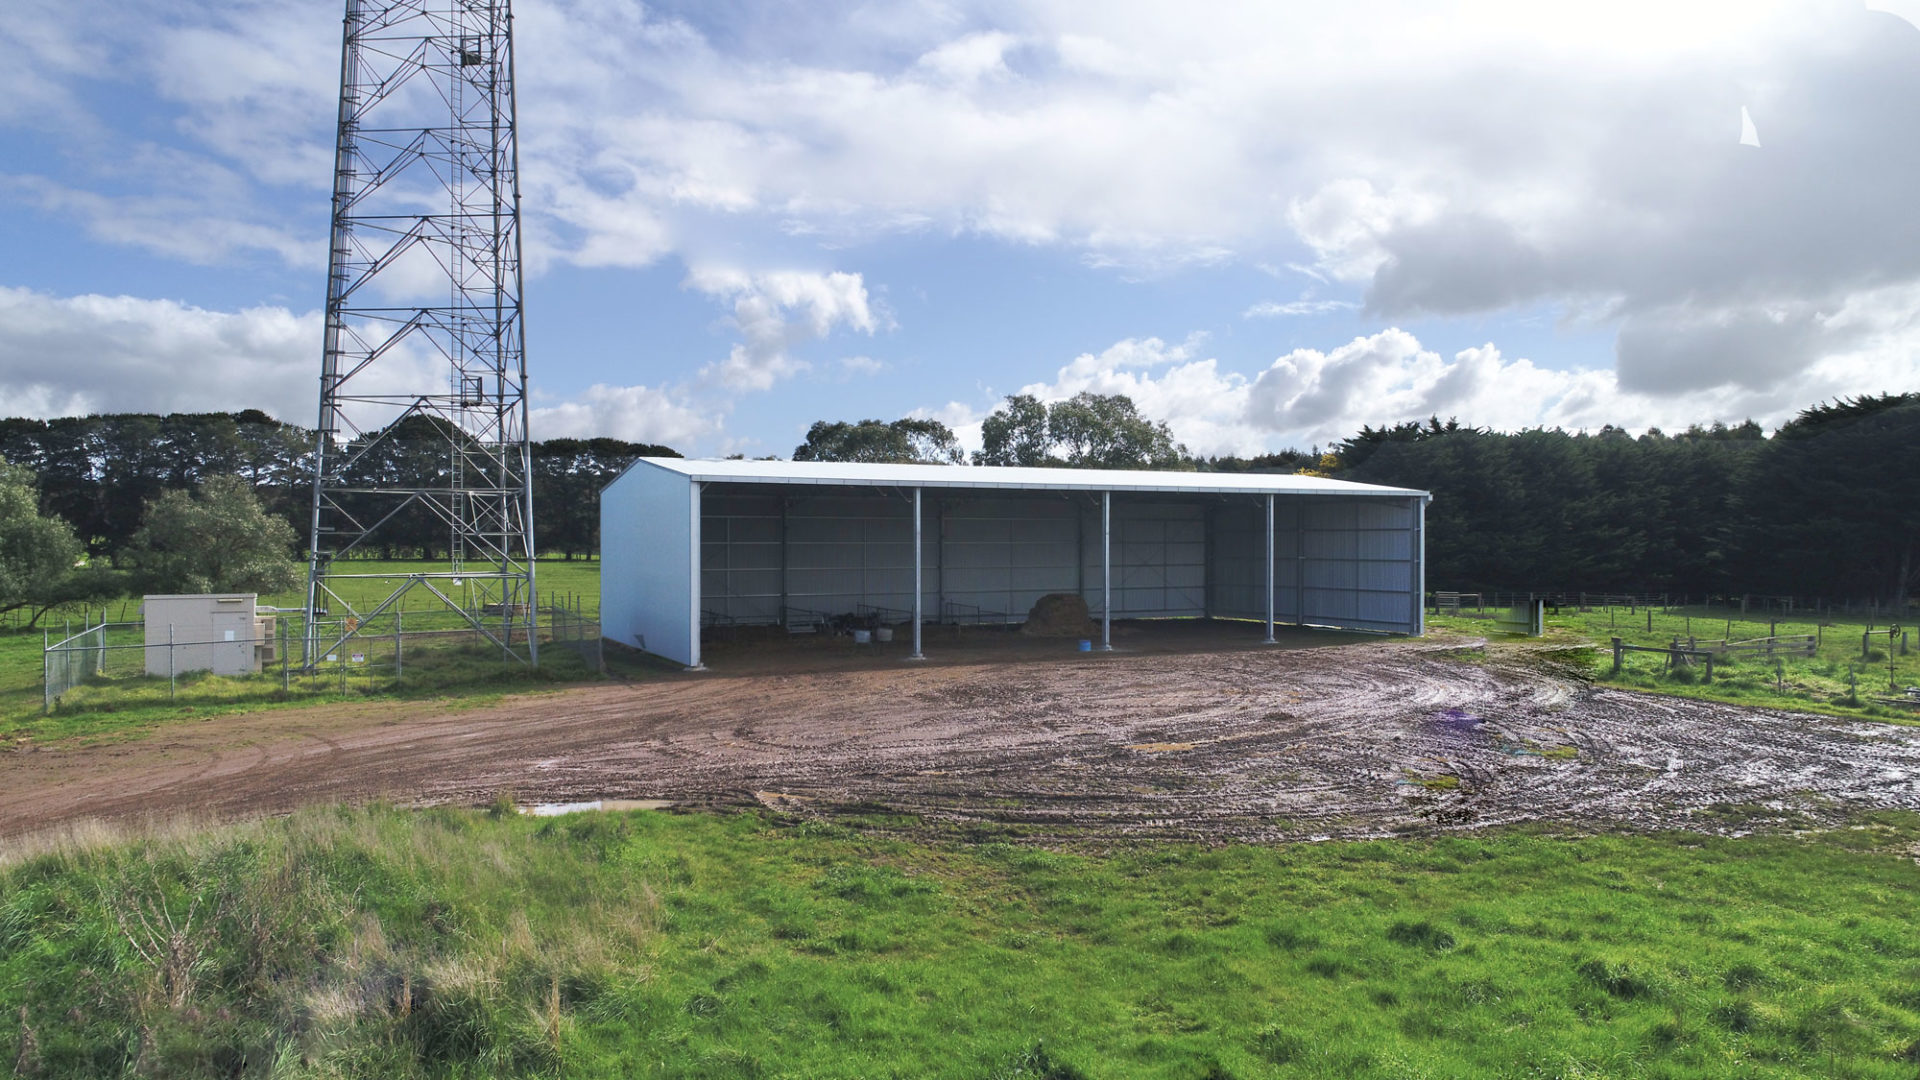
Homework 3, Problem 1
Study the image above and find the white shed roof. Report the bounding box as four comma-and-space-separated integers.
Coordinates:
627, 457, 1427, 498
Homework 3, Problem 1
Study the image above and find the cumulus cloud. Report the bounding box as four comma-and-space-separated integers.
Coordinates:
996, 324, 1920, 456
12, 0, 1920, 413
0, 286, 726, 449
0, 286, 319, 420
687, 268, 879, 391
998, 337, 1263, 457
530, 383, 715, 447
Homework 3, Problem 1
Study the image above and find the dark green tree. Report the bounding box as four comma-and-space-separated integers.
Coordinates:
792, 418, 963, 464
973, 392, 1188, 469
1740, 395, 1920, 607
532, 438, 679, 558
0, 457, 90, 625
1047, 393, 1187, 469
127, 476, 303, 595
1335, 416, 1470, 470
975, 395, 1055, 467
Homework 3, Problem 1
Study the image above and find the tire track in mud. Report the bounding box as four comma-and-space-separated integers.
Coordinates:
4, 639, 1919, 842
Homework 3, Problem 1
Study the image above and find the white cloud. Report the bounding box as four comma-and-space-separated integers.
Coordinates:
838, 355, 886, 376
530, 383, 715, 447
916, 32, 1021, 85
10, 0, 1920, 419
0, 286, 319, 420
990, 322, 1920, 457
687, 267, 879, 391
1002, 337, 1263, 457
2, 173, 321, 271
1286, 180, 1443, 287
1244, 297, 1360, 319
0, 0, 108, 131
0, 286, 724, 451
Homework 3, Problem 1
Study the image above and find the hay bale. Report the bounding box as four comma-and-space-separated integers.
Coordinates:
1021, 593, 1096, 637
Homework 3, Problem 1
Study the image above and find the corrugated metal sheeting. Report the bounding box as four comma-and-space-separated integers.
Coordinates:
1208, 498, 1418, 633
631, 456, 1427, 498
700, 493, 1215, 626
602, 459, 1428, 667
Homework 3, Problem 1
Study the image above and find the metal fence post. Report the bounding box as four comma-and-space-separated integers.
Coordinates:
168, 624, 176, 701
395, 608, 403, 680
43, 629, 51, 714
280, 617, 289, 692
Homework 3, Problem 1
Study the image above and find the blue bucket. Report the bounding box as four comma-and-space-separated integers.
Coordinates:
1077, 639, 1093, 652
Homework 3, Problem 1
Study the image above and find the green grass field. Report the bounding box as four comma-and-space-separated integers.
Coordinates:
1429, 602, 1920, 724
0, 559, 609, 745
3, 805, 1918, 1078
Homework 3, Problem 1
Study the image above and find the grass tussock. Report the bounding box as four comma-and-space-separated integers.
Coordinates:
1, 807, 655, 1078
3, 807, 1920, 1077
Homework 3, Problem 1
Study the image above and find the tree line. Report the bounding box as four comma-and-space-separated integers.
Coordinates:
0, 412, 676, 562
1333, 397, 1919, 607
791, 392, 1920, 608
2, 391, 1913, 620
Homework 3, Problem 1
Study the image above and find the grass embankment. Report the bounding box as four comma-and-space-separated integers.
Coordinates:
0, 559, 611, 746
4, 806, 1919, 1078
1430, 603, 1920, 724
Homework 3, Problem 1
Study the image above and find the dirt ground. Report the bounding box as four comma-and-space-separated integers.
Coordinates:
4, 621, 1919, 844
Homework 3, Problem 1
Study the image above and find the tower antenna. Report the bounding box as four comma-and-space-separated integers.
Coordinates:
305, 0, 537, 665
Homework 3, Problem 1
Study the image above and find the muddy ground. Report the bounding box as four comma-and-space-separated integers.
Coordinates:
3, 623, 1918, 843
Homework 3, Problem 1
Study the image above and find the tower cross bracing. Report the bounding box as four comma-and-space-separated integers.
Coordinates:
306, 0, 537, 664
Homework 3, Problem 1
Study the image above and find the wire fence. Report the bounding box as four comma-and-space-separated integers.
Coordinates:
43, 600, 601, 713
43, 617, 110, 711
1433, 591, 1918, 617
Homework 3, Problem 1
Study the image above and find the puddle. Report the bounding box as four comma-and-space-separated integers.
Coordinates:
521, 799, 674, 816
1434, 707, 1481, 734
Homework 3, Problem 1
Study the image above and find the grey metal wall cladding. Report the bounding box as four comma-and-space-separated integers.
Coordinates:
1205, 495, 1421, 634
1209, 501, 1292, 622
693, 488, 1421, 634
939, 496, 1080, 620
1081, 501, 1207, 617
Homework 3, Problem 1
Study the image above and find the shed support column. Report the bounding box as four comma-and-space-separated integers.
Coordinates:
1101, 491, 1113, 651
910, 487, 925, 660
688, 481, 704, 670
1264, 494, 1277, 644
1414, 495, 1427, 637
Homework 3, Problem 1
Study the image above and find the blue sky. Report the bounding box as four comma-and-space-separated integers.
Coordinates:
4, 1, 1920, 457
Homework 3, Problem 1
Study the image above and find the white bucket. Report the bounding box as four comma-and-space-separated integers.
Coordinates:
875, 627, 894, 642
852, 629, 872, 644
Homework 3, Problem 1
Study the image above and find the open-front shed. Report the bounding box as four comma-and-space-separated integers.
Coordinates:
600, 458, 1431, 667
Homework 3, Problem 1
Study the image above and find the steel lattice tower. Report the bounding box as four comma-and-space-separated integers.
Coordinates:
306, 0, 537, 664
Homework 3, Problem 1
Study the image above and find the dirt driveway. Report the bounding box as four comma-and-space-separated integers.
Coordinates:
4, 625, 1918, 843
